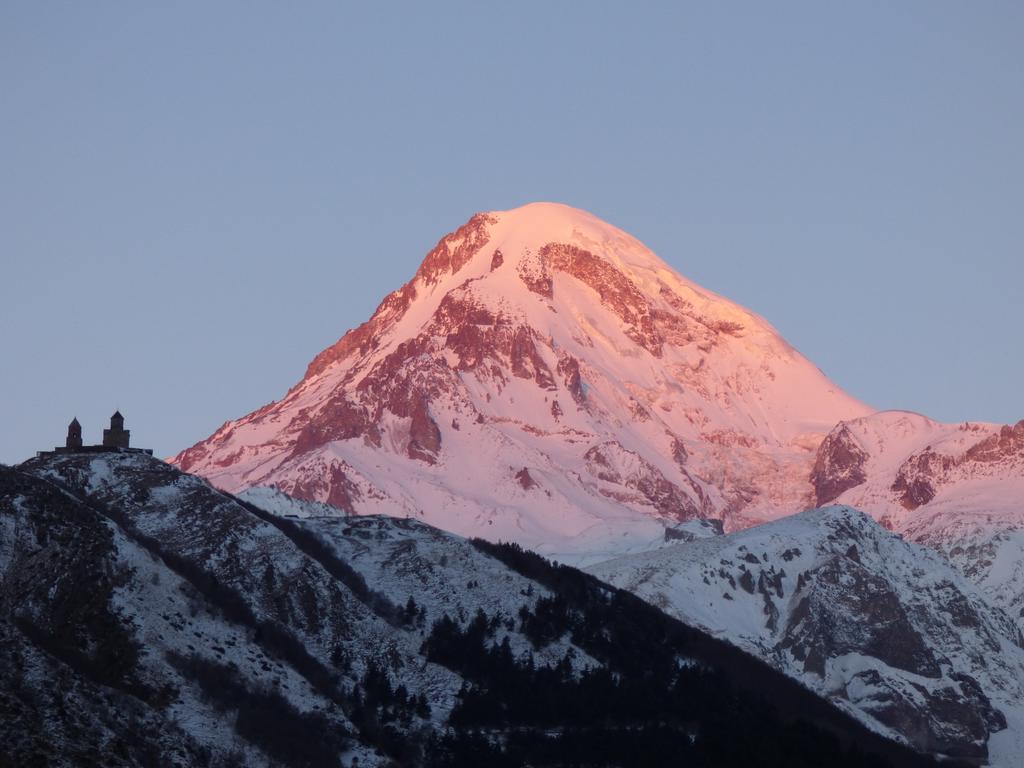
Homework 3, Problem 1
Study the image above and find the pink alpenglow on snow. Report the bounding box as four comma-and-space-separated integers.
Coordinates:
173, 203, 874, 562
173, 203, 1022, 572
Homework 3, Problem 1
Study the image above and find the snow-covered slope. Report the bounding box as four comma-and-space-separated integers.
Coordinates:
811, 413, 1024, 630
2, 452, 937, 767
174, 202, 870, 561
590, 506, 1024, 765
6, 452, 458, 767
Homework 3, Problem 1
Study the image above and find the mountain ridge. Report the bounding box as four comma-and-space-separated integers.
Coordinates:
590, 504, 1024, 764
1, 451, 946, 767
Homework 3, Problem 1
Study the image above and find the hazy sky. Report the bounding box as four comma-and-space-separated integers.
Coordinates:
1, 2, 1021, 464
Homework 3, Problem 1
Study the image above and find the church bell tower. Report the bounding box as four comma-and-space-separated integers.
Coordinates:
65, 418, 82, 449
102, 410, 130, 449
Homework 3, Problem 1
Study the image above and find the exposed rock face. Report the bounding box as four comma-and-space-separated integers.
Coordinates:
891, 466, 937, 510
408, 400, 442, 464
509, 326, 557, 389
662, 518, 724, 542
964, 420, 1024, 463
540, 242, 663, 356
412, 212, 497, 287
843, 669, 1004, 760
555, 356, 586, 405
515, 467, 539, 490
782, 556, 942, 679
283, 461, 362, 513
583, 441, 708, 520
287, 395, 377, 459
173, 203, 870, 561
590, 506, 1024, 762
811, 423, 869, 505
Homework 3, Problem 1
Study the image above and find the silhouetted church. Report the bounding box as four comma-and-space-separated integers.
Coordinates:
65, 417, 82, 449
40, 412, 153, 456
103, 410, 130, 449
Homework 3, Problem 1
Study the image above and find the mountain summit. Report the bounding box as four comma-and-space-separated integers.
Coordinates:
173, 203, 870, 560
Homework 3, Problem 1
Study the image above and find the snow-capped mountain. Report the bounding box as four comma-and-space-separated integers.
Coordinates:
174, 202, 870, 562
590, 506, 1024, 765
164, 202, 1024, 763
2, 452, 935, 767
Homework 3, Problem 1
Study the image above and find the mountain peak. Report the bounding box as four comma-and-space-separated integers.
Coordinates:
407, 201, 668, 292
311, 202, 808, 384
174, 205, 870, 552
491, 200, 603, 228
420, 201, 712, 301
486, 201, 655, 267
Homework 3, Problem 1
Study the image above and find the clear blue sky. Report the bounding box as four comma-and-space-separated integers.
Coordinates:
1, 2, 1021, 464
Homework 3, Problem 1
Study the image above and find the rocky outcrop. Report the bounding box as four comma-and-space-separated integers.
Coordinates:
408, 400, 442, 464
302, 281, 418, 381
841, 669, 1003, 759
782, 556, 941, 679
282, 460, 362, 513
541, 243, 663, 356
300, 215, 495, 383
509, 327, 556, 390
964, 420, 1024, 463
891, 462, 938, 510
414, 212, 496, 286
811, 423, 869, 505
517, 252, 552, 297
290, 395, 378, 457
556, 355, 585, 405
584, 441, 704, 520
515, 467, 539, 490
